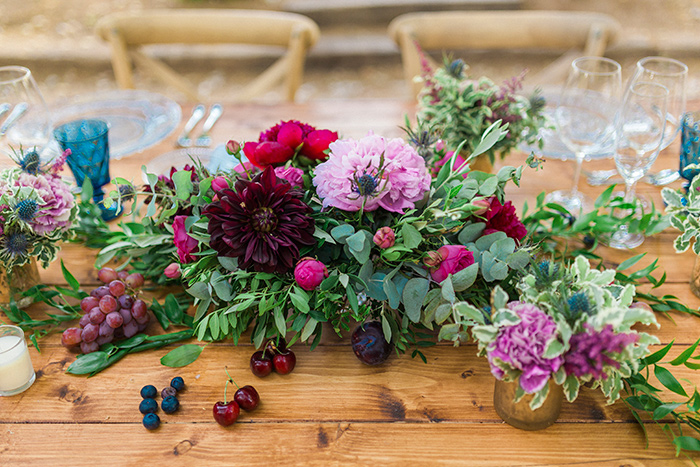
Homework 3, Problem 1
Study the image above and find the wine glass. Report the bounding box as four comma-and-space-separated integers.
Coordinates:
549, 57, 622, 214
0, 66, 52, 166
609, 82, 668, 250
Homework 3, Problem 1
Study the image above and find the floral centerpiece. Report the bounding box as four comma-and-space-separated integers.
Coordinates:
416, 57, 547, 170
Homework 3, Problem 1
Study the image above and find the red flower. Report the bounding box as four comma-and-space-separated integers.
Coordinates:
302, 129, 339, 160
172, 215, 198, 263
429, 245, 475, 283
483, 197, 527, 241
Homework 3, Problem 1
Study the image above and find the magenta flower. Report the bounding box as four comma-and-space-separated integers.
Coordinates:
274, 166, 304, 188
294, 258, 329, 291
429, 245, 474, 283
487, 302, 563, 393
313, 133, 431, 213
172, 215, 198, 264
564, 324, 639, 380
211, 176, 230, 192
483, 197, 527, 242
16, 173, 75, 235
373, 226, 395, 249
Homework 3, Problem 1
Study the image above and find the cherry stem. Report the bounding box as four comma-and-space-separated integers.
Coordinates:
223, 379, 229, 405
224, 366, 240, 390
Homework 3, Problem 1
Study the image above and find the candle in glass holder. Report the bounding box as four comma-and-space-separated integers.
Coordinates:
0, 325, 36, 396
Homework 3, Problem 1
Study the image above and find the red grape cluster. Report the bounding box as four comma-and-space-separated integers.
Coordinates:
61, 268, 149, 354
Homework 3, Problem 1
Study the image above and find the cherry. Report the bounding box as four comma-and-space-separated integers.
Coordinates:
272, 351, 296, 375
250, 350, 273, 377
213, 401, 239, 427
234, 385, 260, 411
351, 321, 393, 365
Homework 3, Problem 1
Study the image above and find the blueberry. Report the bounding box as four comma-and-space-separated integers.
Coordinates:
161, 395, 179, 414
170, 376, 185, 392
140, 384, 157, 399
143, 413, 160, 430
161, 386, 177, 399
139, 398, 158, 414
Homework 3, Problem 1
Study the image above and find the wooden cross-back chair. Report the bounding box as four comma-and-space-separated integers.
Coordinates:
96, 9, 320, 102
388, 10, 621, 98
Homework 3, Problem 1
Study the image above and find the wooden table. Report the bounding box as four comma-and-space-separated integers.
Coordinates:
2, 98, 700, 466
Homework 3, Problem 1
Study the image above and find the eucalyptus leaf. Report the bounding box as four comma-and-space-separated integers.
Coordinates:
402, 278, 430, 322
160, 344, 203, 368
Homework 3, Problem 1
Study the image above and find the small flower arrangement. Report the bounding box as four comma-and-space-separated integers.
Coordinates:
417, 56, 547, 165
469, 257, 659, 409
0, 148, 77, 271
662, 171, 700, 254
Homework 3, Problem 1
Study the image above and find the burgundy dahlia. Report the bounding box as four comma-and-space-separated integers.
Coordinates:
203, 167, 315, 273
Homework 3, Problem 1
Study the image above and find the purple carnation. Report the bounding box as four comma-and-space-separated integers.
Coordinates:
313, 133, 431, 213
487, 301, 563, 393
564, 324, 639, 380
16, 172, 75, 235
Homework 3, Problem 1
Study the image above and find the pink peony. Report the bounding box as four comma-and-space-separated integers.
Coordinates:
373, 226, 395, 249
211, 176, 230, 192
274, 166, 304, 188
487, 302, 563, 394
429, 245, 475, 283
164, 262, 181, 279
16, 173, 75, 235
294, 258, 329, 291
172, 215, 198, 263
313, 133, 431, 213
483, 197, 527, 242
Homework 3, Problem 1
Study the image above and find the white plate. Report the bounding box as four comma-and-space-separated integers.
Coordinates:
50, 90, 181, 160
519, 92, 615, 161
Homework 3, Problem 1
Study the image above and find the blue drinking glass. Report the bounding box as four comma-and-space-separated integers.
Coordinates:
680, 111, 700, 186
53, 119, 121, 220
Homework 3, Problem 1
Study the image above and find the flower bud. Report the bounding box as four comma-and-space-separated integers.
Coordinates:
472, 198, 491, 216
435, 140, 446, 153
226, 140, 241, 155
423, 250, 443, 268
211, 176, 230, 192
294, 258, 329, 291
373, 226, 395, 249
164, 263, 181, 279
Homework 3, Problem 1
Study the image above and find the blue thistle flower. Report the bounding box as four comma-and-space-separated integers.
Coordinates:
447, 59, 466, 78
19, 150, 41, 175
354, 174, 379, 197
4, 232, 29, 257
568, 292, 591, 316
16, 199, 38, 221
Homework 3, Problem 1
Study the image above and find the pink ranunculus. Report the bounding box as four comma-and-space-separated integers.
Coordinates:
301, 129, 339, 160
483, 197, 527, 242
211, 176, 230, 192
274, 166, 304, 188
294, 258, 329, 291
172, 215, 198, 264
373, 226, 395, 249
429, 245, 475, 283
164, 262, 181, 279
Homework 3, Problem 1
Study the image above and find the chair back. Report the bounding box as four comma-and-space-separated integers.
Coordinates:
96, 9, 320, 102
388, 10, 621, 97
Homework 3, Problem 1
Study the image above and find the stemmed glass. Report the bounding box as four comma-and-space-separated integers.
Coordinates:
609, 82, 669, 249
549, 57, 622, 214
0, 66, 51, 166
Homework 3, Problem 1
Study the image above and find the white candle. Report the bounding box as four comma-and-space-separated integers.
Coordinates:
0, 329, 35, 395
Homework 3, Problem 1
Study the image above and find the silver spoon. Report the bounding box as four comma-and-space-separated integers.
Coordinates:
176, 104, 206, 147
194, 104, 223, 147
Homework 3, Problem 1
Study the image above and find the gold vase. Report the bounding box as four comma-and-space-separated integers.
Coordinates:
691, 255, 700, 299
493, 378, 563, 431
0, 260, 41, 309
468, 154, 493, 173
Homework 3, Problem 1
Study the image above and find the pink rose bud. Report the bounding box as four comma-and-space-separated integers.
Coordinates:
423, 250, 443, 268
472, 198, 491, 216
164, 263, 181, 279
430, 245, 475, 283
373, 226, 395, 249
294, 258, 329, 291
226, 140, 241, 155
211, 176, 229, 192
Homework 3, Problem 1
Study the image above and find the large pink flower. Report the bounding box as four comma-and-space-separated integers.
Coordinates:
172, 215, 198, 263
429, 245, 475, 283
16, 173, 74, 235
313, 133, 431, 213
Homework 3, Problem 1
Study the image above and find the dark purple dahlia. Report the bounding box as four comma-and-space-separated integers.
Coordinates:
203, 167, 315, 273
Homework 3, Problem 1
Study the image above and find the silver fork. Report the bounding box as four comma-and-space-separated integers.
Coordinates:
194, 104, 223, 147
176, 104, 206, 147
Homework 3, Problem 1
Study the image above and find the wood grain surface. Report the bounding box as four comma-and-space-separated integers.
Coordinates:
1, 98, 699, 466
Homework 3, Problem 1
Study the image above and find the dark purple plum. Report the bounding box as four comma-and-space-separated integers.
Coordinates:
351, 321, 393, 365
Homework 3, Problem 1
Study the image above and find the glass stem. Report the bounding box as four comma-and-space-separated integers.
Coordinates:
571, 152, 585, 196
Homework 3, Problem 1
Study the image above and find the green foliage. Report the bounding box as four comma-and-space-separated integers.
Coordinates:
663, 170, 700, 254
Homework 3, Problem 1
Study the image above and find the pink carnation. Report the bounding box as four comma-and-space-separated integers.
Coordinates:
487, 302, 563, 394
313, 133, 431, 213
16, 173, 74, 235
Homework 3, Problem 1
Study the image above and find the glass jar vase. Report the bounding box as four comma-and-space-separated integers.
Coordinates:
0, 260, 41, 309
493, 378, 563, 431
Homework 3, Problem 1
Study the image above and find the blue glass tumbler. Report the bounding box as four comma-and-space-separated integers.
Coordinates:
53, 119, 121, 220
680, 111, 700, 186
